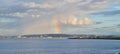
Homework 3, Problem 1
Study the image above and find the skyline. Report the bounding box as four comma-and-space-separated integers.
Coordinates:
0, 0, 120, 36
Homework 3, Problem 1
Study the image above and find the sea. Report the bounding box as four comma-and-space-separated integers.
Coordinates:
0, 39, 120, 54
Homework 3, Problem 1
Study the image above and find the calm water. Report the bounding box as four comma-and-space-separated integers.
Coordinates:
0, 39, 120, 54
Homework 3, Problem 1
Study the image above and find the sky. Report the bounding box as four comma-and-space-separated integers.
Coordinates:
0, 0, 120, 36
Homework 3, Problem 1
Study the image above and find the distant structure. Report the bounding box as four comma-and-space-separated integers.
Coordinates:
17, 35, 22, 38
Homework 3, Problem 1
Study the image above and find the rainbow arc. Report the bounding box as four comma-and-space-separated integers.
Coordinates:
53, 17, 61, 34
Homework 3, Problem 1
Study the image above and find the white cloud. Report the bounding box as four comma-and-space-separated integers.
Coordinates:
23, 2, 63, 9
31, 14, 40, 18
11, 12, 25, 17
0, 12, 42, 18
77, 0, 93, 5
23, 2, 45, 8
0, 12, 27, 18
60, 16, 94, 26
65, 0, 81, 3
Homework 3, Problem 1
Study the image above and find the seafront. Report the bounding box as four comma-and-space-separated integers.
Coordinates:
0, 34, 120, 40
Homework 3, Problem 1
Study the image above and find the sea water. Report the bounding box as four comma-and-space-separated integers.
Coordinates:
0, 39, 120, 54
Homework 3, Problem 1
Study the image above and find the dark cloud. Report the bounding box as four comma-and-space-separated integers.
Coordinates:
117, 24, 120, 27
0, 5, 28, 14
95, 22, 102, 24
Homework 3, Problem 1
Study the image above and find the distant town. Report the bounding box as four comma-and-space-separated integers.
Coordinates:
0, 34, 120, 40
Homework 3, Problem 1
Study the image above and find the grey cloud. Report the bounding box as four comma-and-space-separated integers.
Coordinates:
0, 16, 21, 29
0, 22, 19, 29
0, 3, 28, 14
95, 22, 102, 24
117, 24, 120, 27
0, 0, 118, 18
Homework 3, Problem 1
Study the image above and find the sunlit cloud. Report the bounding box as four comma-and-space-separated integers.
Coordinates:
60, 16, 94, 26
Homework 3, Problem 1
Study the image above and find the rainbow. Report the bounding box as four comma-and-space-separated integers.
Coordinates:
53, 17, 61, 34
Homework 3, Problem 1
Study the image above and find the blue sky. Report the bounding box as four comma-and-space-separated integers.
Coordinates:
0, 0, 120, 36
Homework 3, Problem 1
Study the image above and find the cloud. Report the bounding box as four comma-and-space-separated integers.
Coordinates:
0, 13, 23, 18
95, 22, 103, 24
23, 2, 63, 9
0, 11, 43, 18
117, 24, 120, 27
65, 0, 81, 3
0, 17, 21, 29
60, 16, 94, 26
23, 2, 57, 9
92, 10, 120, 16
1, 0, 119, 18
0, 0, 120, 35
0, 16, 22, 35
